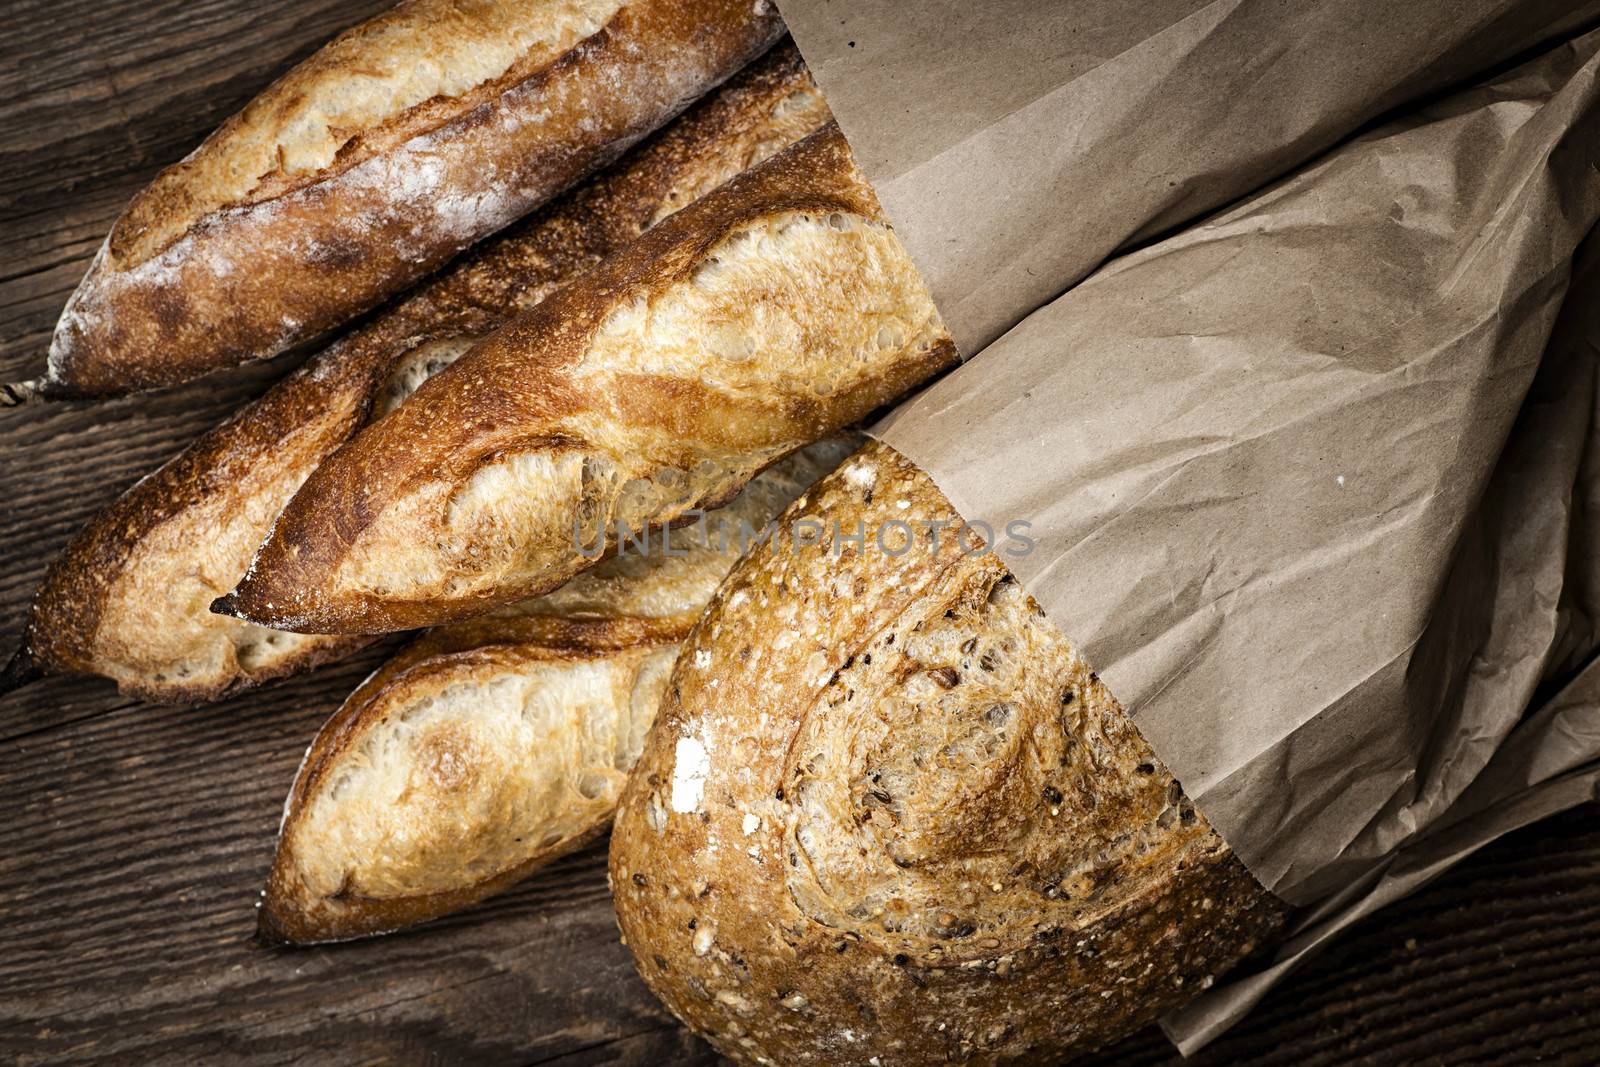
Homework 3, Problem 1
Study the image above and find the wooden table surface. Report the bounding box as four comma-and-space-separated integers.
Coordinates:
2, 2, 1597, 1064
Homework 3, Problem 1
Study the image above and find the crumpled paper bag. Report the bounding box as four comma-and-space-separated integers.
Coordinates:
1163, 227, 1600, 1048
778, 0, 1600, 1051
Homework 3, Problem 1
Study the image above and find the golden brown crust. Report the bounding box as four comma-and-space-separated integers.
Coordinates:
258, 437, 857, 944
22, 362, 375, 703
16, 45, 830, 703
609, 441, 1286, 1065
113, 0, 630, 268
258, 613, 690, 945
222, 124, 959, 635
41, 0, 785, 396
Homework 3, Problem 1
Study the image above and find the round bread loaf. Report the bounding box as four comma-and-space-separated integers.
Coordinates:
609, 440, 1286, 1064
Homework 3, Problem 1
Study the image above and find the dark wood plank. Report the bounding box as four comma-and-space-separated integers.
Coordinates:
0, 1, 1597, 1065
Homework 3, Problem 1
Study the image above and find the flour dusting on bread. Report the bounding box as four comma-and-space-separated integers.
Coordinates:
112, 0, 629, 268
41, 0, 785, 395
20, 44, 826, 701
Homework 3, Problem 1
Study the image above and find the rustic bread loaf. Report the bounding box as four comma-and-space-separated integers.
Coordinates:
219, 124, 959, 636
20, 0, 783, 398
258, 437, 857, 944
2, 46, 828, 704
609, 440, 1286, 1065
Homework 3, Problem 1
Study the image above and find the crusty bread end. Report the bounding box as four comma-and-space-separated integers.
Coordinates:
40, 0, 785, 395
14, 44, 828, 703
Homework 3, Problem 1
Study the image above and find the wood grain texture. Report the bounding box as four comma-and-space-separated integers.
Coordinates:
1, 2, 1597, 1065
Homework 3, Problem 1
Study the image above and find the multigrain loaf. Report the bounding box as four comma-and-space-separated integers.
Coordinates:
2, 46, 829, 704
258, 438, 857, 944
609, 441, 1286, 1066
219, 124, 960, 635
20, 0, 783, 398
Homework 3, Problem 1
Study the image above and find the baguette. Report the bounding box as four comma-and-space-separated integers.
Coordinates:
258, 437, 857, 944
22, 0, 784, 398
218, 124, 959, 635
4, 45, 831, 704
609, 441, 1286, 1065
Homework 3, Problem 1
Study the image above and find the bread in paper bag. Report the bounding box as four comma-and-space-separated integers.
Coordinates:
612, 22, 1600, 1065
609, 441, 1286, 1066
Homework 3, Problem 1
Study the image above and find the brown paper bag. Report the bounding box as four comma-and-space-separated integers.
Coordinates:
869, 26, 1600, 903
778, 0, 1600, 1050
1162, 234, 1600, 1049
783, 0, 1600, 356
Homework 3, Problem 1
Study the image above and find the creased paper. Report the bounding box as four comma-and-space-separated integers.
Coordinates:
871, 27, 1600, 904
779, 0, 1600, 1051
1158, 229, 1600, 1049
782, 0, 1600, 357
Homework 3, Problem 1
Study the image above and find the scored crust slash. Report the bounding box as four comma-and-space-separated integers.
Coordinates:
215, 124, 958, 635
4, 42, 831, 703
9, 0, 784, 398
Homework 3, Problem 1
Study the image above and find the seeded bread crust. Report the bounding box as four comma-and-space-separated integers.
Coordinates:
10, 46, 828, 704
37, 0, 784, 396
609, 440, 1286, 1065
219, 124, 960, 635
258, 437, 857, 944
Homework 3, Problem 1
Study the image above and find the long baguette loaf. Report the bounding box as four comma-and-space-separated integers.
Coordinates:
258, 437, 857, 944
22, 0, 783, 398
219, 123, 959, 635
610, 441, 1287, 1065
2, 46, 830, 704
